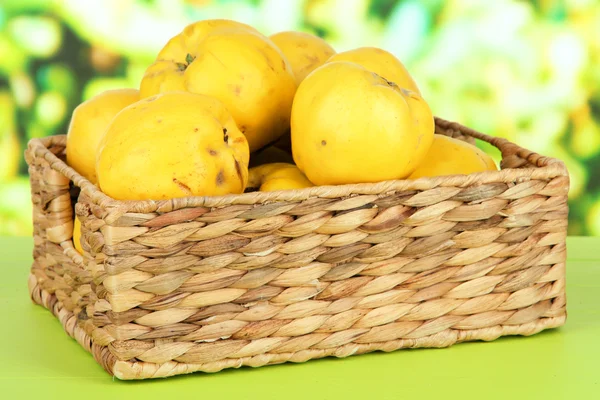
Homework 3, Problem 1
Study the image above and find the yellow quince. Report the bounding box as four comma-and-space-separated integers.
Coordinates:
139, 19, 296, 152
327, 47, 421, 95
270, 31, 336, 85
247, 163, 314, 192
291, 61, 434, 186
409, 134, 498, 179
96, 92, 250, 200
66, 89, 139, 183
73, 215, 83, 254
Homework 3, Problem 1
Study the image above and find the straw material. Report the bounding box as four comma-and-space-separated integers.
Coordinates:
25, 117, 569, 380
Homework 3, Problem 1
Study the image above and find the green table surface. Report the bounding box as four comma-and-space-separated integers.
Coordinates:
1, 236, 598, 399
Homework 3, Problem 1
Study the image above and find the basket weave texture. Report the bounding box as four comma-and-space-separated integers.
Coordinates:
25, 118, 569, 380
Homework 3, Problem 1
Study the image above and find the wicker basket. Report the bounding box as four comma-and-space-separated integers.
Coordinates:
25, 118, 569, 380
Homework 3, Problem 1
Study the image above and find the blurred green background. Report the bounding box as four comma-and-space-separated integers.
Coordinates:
0, 0, 599, 236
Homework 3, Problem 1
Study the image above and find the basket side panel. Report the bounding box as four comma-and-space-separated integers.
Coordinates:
25, 138, 91, 317
78, 171, 568, 378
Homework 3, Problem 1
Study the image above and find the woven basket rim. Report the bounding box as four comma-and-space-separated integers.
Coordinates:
27, 117, 569, 214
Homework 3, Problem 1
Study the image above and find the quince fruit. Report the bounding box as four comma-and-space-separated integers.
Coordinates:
328, 47, 421, 95
140, 19, 296, 152
96, 92, 249, 200
73, 215, 83, 254
291, 61, 434, 186
66, 88, 139, 183
269, 31, 336, 85
247, 163, 313, 192
409, 134, 498, 179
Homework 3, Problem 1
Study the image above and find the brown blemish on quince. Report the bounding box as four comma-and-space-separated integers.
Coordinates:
233, 157, 243, 183
223, 128, 229, 143
172, 178, 192, 195
304, 54, 319, 64
216, 170, 225, 186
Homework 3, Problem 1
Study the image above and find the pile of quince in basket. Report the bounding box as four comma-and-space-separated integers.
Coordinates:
67, 18, 498, 206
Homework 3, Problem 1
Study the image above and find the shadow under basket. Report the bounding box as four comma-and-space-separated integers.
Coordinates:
25, 118, 569, 380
